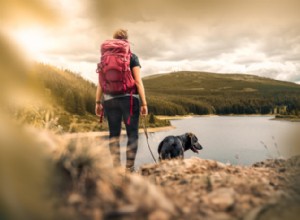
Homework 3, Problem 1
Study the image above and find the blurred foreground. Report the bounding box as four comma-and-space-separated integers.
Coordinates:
1, 122, 300, 219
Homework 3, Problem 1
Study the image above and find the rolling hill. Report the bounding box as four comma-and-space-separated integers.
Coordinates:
13, 63, 101, 132
17, 65, 300, 131
143, 71, 300, 115
15, 63, 169, 132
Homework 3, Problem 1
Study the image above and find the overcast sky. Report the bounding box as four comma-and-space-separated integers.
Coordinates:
4, 0, 300, 84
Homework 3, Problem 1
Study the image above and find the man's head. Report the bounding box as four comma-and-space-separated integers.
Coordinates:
113, 29, 128, 40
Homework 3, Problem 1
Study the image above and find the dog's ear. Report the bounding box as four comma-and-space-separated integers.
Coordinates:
187, 132, 194, 138
185, 133, 193, 141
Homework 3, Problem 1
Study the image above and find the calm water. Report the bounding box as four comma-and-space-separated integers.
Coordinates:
119, 116, 300, 168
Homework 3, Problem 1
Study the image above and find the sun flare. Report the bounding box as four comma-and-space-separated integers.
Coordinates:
9, 27, 49, 61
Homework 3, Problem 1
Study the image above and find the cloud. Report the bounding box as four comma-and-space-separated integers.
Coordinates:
87, 0, 298, 24
66, 0, 300, 83
3, 0, 300, 84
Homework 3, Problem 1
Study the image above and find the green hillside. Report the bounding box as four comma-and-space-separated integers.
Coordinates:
16, 63, 169, 132
143, 71, 300, 115
17, 66, 300, 131
33, 63, 96, 116
14, 63, 101, 132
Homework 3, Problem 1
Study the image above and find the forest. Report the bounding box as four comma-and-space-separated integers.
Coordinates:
33, 63, 96, 116
23, 65, 300, 131
143, 71, 300, 116
19, 63, 170, 132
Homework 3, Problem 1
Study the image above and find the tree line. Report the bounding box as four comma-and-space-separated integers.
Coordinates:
34, 63, 96, 115
34, 65, 300, 117
146, 94, 300, 116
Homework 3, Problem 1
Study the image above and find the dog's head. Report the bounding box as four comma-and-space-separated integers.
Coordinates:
185, 133, 203, 153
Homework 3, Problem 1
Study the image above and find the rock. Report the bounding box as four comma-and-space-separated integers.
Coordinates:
179, 179, 189, 185
207, 212, 235, 220
244, 199, 300, 220
202, 188, 235, 211
216, 161, 227, 169
93, 208, 102, 220
252, 158, 286, 169
104, 205, 137, 219
286, 155, 300, 167
68, 193, 84, 206
125, 174, 176, 215
148, 210, 171, 220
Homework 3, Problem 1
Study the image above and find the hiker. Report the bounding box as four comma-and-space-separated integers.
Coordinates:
95, 29, 148, 172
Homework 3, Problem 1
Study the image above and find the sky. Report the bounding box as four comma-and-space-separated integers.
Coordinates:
2, 0, 300, 84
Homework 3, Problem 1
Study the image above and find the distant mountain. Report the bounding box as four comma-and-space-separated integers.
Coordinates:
143, 71, 300, 115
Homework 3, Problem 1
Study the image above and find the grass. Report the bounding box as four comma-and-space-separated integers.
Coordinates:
10, 99, 171, 133
260, 136, 282, 160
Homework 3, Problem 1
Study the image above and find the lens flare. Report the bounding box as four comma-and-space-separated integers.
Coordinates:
7, 27, 49, 61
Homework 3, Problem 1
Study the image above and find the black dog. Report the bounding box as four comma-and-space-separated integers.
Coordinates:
158, 133, 203, 161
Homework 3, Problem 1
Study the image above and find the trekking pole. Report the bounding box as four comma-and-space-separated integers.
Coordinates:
142, 115, 157, 164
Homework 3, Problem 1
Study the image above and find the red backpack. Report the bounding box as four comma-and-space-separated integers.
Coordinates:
96, 39, 137, 95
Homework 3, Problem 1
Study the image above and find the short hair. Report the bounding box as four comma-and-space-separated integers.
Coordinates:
113, 29, 128, 40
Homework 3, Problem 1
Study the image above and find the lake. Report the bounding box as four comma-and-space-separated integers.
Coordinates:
126, 116, 300, 168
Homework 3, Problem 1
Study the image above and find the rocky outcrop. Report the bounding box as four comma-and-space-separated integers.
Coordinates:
54, 152, 300, 220
140, 156, 300, 220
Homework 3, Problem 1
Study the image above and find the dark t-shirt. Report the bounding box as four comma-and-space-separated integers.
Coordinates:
130, 53, 141, 70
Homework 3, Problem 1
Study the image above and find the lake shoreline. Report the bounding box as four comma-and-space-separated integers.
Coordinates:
157, 114, 278, 121
63, 114, 299, 140
271, 118, 300, 122
158, 113, 300, 122
271, 114, 300, 122
63, 125, 176, 139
